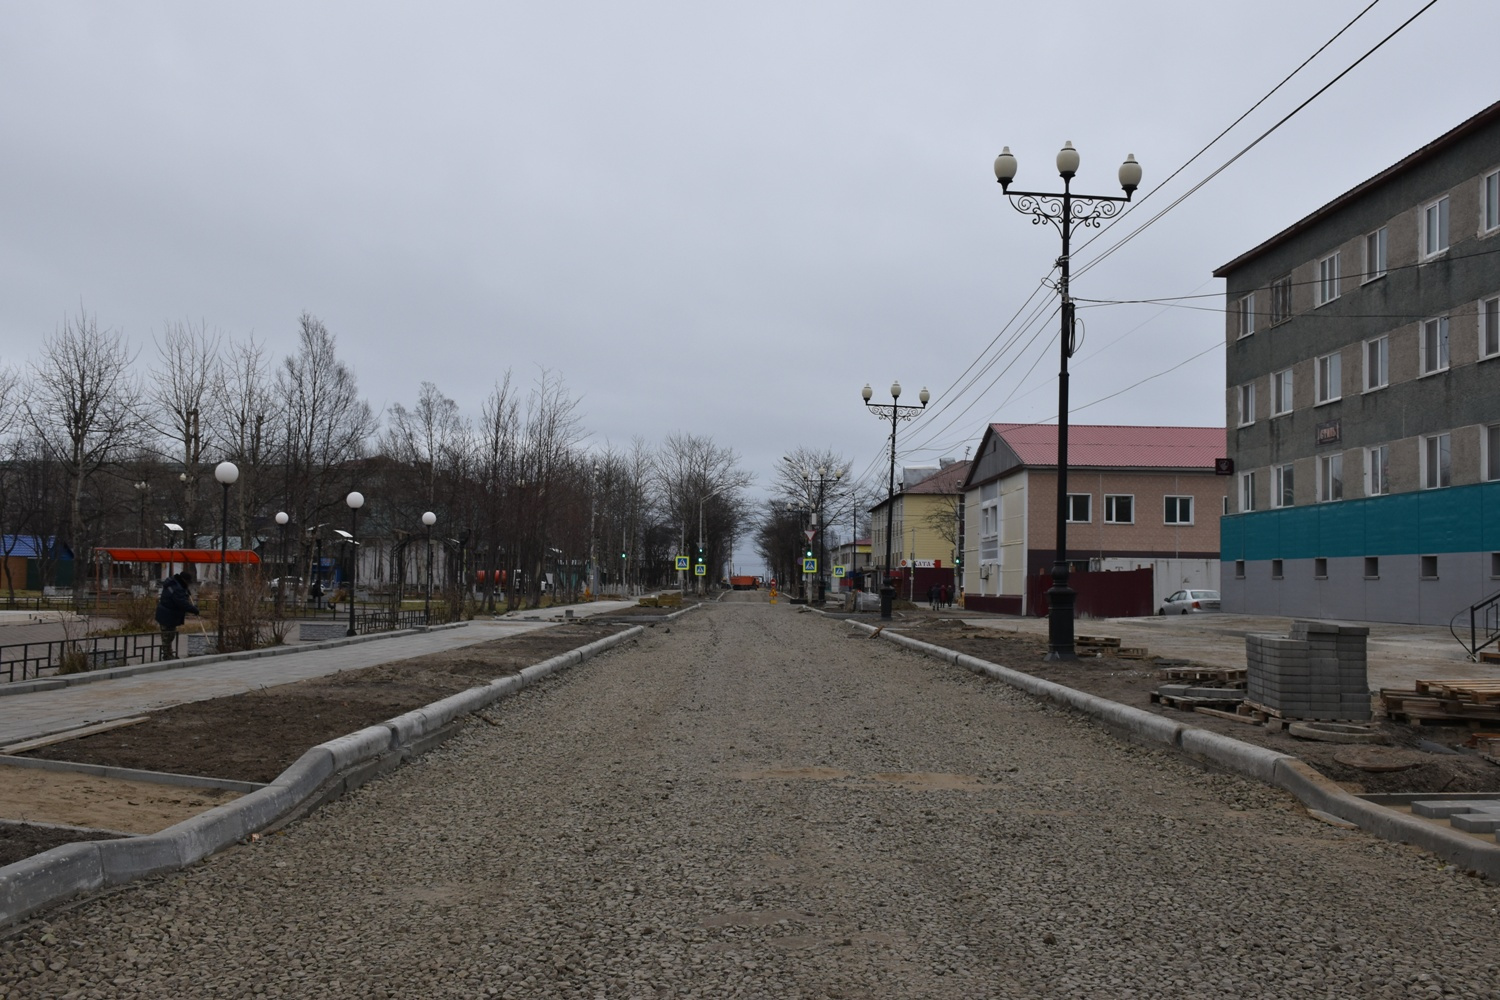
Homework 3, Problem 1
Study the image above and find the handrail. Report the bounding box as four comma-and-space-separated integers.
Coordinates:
1450, 589, 1500, 662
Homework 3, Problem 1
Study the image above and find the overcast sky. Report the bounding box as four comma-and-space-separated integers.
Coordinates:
2, 1, 1494, 568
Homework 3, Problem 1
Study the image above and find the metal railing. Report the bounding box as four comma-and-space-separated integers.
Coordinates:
0, 632, 163, 684
1452, 589, 1500, 662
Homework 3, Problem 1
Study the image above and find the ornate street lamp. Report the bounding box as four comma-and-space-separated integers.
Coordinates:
345, 491, 364, 636
862, 381, 929, 619
213, 461, 239, 652
422, 511, 436, 624
802, 465, 844, 605
994, 141, 1141, 659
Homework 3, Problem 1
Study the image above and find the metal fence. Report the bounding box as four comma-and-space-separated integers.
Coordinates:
0, 609, 432, 683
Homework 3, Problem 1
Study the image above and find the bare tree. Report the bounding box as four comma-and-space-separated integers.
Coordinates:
25, 309, 140, 596
214, 333, 282, 555
475, 373, 520, 609
150, 319, 221, 544
654, 432, 752, 592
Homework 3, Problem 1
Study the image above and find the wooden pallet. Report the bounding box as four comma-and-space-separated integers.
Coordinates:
1380, 687, 1500, 724
1151, 691, 1244, 712
1479, 651, 1500, 665
1115, 647, 1149, 660
1413, 679, 1500, 702
1076, 634, 1120, 649
1158, 665, 1247, 685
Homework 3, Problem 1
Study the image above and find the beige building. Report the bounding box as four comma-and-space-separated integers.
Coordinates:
960, 423, 1226, 615
868, 462, 968, 599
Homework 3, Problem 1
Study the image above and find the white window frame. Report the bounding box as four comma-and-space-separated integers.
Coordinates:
1363, 227, 1387, 282
1237, 382, 1256, 426
1270, 274, 1292, 325
1364, 334, 1388, 392
1317, 453, 1343, 503
1316, 252, 1340, 306
1236, 293, 1255, 338
1273, 463, 1295, 509
1420, 316, 1450, 375
1163, 495, 1193, 525
1271, 368, 1293, 415
1485, 423, 1500, 483
1239, 471, 1256, 513
1065, 493, 1091, 523
1367, 444, 1389, 497
1483, 169, 1500, 235
1422, 195, 1450, 258
1481, 294, 1499, 360
1422, 433, 1451, 490
1103, 494, 1134, 524
1316, 351, 1341, 404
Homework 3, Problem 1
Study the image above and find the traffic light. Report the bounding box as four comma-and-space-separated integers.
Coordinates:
954, 553, 963, 568
620, 552, 627, 560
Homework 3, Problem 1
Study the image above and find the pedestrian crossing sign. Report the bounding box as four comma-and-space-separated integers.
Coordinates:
694, 563, 706, 576
802, 558, 817, 574
675, 555, 689, 570
832, 565, 846, 578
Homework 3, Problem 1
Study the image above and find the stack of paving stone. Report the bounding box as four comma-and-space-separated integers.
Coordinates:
1245, 620, 1371, 721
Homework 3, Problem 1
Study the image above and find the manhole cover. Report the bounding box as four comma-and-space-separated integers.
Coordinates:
1333, 746, 1423, 772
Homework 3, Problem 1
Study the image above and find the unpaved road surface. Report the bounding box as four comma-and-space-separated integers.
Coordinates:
3, 602, 1498, 998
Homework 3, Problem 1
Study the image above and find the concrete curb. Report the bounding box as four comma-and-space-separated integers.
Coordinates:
0, 621, 473, 697
0, 624, 644, 927
846, 618, 1500, 880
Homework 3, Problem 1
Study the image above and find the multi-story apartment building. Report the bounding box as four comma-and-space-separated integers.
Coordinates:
959, 423, 1225, 615
1217, 101, 1500, 624
868, 461, 968, 600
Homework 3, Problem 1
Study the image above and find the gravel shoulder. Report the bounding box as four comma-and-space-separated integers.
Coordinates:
2, 603, 1498, 998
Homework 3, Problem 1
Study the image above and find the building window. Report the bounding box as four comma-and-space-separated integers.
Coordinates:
1492, 552, 1500, 579
1235, 559, 1246, 579
1103, 494, 1133, 524
1484, 169, 1499, 235
1485, 423, 1500, 482
1236, 293, 1255, 338
1363, 227, 1387, 281
1364, 556, 1379, 579
1364, 335, 1388, 391
1422, 196, 1450, 257
1271, 559, 1284, 579
1422, 433, 1451, 489
1270, 274, 1292, 325
1164, 496, 1193, 525
1316, 352, 1341, 404
1274, 463, 1295, 508
1367, 444, 1390, 496
1317, 454, 1343, 502
1238, 382, 1256, 426
1420, 555, 1438, 580
1481, 295, 1499, 360
1271, 368, 1293, 415
1420, 316, 1449, 375
1065, 494, 1091, 523
1314, 557, 1328, 579
1239, 471, 1256, 512
1316, 252, 1340, 306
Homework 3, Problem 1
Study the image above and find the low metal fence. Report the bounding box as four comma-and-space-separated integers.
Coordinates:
0, 632, 162, 684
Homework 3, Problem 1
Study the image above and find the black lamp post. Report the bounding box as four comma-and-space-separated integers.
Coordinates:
274, 511, 289, 613
213, 461, 239, 652
993, 141, 1141, 659
345, 491, 364, 636
862, 381, 929, 620
421, 510, 436, 624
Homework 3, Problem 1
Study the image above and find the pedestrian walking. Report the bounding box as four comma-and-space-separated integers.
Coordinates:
941, 583, 950, 608
928, 583, 939, 611
155, 569, 199, 661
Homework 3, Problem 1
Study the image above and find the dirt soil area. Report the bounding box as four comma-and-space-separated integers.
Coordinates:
904, 618, 1500, 796
0, 624, 627, 866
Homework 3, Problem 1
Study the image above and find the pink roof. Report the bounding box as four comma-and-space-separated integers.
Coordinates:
989, 423, 1223, 470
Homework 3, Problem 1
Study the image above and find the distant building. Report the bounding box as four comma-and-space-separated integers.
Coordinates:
1216, 100, 1500, 624
868, 460, 969, 600
959, 424, 1226, 615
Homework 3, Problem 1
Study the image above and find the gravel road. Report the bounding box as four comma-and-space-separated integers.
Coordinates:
3, 601, 1498, 998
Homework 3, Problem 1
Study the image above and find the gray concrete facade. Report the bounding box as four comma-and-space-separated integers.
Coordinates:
1221, 552, 1498, 625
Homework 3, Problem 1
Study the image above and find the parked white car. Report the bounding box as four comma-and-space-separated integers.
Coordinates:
1157, 589, 1221, 615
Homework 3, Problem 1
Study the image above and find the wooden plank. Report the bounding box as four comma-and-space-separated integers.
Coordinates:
1194, 706, 1263, 726
0, 716, 150, 754
1116, 647, 1149, 660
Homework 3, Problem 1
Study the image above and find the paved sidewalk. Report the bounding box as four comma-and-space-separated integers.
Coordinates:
0, 620, 555, 747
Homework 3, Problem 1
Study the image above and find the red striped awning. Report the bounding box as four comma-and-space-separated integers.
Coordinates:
99, 547, 261, 565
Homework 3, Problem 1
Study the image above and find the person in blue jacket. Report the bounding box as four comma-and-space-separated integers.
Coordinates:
155, 569, 199, 660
